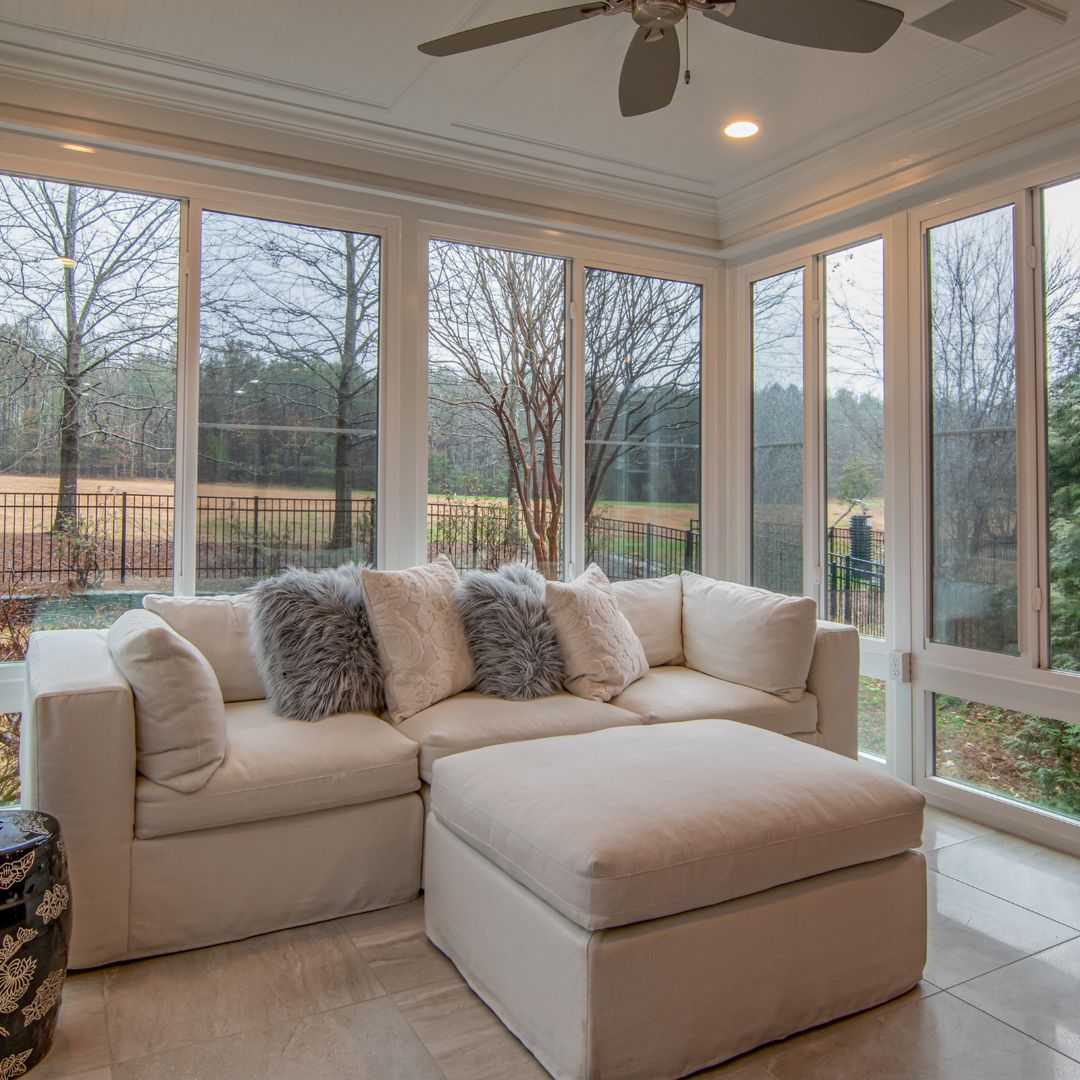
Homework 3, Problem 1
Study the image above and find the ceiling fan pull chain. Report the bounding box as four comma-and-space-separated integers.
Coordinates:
684, 10, 691, 85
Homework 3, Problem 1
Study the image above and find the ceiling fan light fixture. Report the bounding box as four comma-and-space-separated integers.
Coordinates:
724, 119, 759, 138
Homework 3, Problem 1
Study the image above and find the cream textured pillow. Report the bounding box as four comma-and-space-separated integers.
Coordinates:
681, 572, 818, 702
362, 555, 475, 724
107, 609, 227, 793
611, 573, 684, 667
545, 564, 649, 702
143, 593, 264, 702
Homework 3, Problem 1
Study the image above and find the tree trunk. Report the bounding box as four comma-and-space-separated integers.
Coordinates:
53, 188, 81, 533
329, 234, 359, 550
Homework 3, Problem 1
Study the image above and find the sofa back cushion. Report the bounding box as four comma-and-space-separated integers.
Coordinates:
611, 574, 684, 667
107, 609, 227, 792
681, 573, 818, 702
143, 593, 264, 703
362, 555, 475, 724
545, 564, 649, 702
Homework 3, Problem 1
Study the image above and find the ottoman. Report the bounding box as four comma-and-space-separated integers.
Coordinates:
424, 720, 926, 1080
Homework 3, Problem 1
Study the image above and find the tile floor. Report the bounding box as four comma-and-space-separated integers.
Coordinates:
35, 807, 1080, 1080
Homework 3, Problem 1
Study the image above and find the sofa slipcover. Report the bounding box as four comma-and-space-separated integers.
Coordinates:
135, 701, 420, 839
398, 691, 641, 783
430, 721, 924, 930
610, 666, 818, 733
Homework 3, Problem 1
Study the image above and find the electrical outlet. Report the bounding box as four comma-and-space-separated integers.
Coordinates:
888, 651, 911, 683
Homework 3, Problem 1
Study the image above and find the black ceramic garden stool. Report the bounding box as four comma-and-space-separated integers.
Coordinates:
0, 810, 71, 1077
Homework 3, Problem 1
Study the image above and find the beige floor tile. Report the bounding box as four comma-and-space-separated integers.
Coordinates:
690, 1060, 776, 1078
919, 807, 992, 852
344, 898, 459, 993
352, 927, 460, 994
339, 897, 427, 948
926, 870, 1078, 988
927, 832, 1080, 929
51, 1070, 113, 1080
113, 997, 444, 1080
952, 936, 1080, 1063
104, 918, 384, 1063
30, 971, 111, 1080
762, 990, 1080, 1079
393, 978, 550, 1080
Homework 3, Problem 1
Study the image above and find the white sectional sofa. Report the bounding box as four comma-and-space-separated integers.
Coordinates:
20, 571, 859, 968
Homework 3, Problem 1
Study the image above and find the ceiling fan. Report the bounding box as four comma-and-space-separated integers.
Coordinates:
418, 0, 905, 117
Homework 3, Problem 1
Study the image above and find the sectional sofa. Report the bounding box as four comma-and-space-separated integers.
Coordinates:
20, 571, 859, 969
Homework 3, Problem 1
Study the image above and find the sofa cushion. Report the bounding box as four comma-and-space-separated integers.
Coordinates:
362, 556, 475, 724
454, 563, 564, 701
248, 563, 385, 720
611, 574, 684, 667
681, 573, 818, 702
143, 593, 264, 703
135, 701, 419, 839
545, 564, 648, 701
108, 609, 227, 794
610, 666, 818, 735
430, 720, 925, 931
397, 691, 642, 783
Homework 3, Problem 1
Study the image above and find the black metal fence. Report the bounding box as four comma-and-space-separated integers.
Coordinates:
1, 490, 376, 585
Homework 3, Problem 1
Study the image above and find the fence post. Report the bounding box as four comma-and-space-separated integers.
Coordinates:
252, 495, 260, 578
645, 522, 653, 575
119, 491, 128, 585
471, 503, 479, 568
684, 527, 694, 572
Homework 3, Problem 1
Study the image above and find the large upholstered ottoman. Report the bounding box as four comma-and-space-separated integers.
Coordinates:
424, 720, 926, 1080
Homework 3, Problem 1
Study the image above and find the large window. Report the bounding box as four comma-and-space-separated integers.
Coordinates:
752, 268, 804, 595
427, 240, 566, 580
824, 239, 885, 641
927, 207, 1018, 654
198, 212, 380, 589
0, 176, 180, 658
584, 268, 701, 581
1043, 177, 1080, 674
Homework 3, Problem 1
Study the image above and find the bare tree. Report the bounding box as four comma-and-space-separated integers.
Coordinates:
201, 216, 380, 548
583, 268, 700, 520
0, 177, 179, 528
428, 241, 565, 575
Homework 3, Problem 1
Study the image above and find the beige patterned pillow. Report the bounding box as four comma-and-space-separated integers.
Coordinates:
545, 564, 649, 702
362, 555, 475, 723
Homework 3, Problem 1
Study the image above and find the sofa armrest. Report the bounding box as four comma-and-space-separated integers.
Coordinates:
23, 629, 136, 967
805, 621, 860, 759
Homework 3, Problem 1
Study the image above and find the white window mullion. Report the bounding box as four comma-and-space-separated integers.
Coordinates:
803, 257, 821, 600
565, 260, 585, 580
174, 199, 201, 597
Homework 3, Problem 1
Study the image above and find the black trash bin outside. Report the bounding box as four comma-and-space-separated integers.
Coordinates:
0, 810, 71, 1077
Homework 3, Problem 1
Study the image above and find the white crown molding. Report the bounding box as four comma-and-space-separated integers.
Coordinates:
0, 18, 719, 224
713, 31, 1080, 245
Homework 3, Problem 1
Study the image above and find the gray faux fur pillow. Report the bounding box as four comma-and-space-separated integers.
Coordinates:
454, 562, 565, 701
248, 562, 385, 721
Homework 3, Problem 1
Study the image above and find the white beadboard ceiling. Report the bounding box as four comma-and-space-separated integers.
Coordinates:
0, 0, 1079, 243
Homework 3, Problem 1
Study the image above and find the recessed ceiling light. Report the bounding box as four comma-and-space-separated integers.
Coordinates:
60, 142, 96, 154
723, 120, 759, 139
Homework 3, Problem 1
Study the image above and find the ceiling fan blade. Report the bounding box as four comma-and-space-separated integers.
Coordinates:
418, 3, 609, 56
703, 0, 904, 52
618, 24, 681, 117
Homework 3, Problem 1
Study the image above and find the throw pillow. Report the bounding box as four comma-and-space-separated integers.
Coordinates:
454, 562, 565, 701
362, 555, 475, 724
611, 573, 684, 667
680, 572, 818, 702
248, 563, 385, 721
107, 609, 227, 793
143, 592, 264, 702
544, 563, 649, 702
